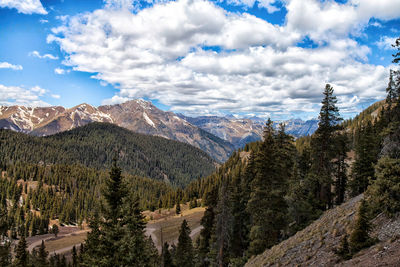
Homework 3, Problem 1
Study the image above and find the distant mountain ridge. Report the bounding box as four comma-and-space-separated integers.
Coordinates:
0, 100, 234, 162
0, 100, 318, 160
179, 114, 318, 149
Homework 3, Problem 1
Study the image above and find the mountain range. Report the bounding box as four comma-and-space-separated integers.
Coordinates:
0, 99, 318, 161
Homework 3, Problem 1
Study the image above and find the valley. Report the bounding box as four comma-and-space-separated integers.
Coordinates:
1, 1, 400, 266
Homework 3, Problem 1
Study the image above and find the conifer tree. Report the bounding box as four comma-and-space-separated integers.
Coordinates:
349, 199, 374, 253
71, 245, 78, 267
162, 242, 175, 267
197, 186, 217, 267
214, 184, 233, 266
82, 160, 153, 266
368, 157, 400, 216
393, 37, 400, 64
349, 122, 379, 196
176, 201, 181, 215
14, 233, 28, 267
310, 84, 342, 210
0, 203, 11, 267
247, 120, 291, 255
37, 240, 49, 267
336, 234, 351, 260
175, 220, 194, 267
334, 133, 349, 205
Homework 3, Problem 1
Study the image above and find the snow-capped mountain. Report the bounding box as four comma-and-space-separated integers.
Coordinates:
0, 100, 234, 162
179, 115, 265, 149
0, 100, 318, 161
179, 115, 319, 149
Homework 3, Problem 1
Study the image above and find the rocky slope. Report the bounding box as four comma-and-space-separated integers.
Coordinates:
0, 100, 234, 162
245, 194, 400, 266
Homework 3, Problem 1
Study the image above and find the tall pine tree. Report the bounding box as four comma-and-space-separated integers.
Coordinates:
310, 84, 342, 210
175, 220, 194, 267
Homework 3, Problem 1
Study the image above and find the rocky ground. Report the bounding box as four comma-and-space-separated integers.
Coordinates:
246, 194, 400, 266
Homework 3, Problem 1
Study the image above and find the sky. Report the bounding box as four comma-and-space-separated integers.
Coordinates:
0, 0, 399, 120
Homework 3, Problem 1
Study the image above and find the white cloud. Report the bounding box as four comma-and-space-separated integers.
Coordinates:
285, 0, 400, 42
39, 19, 48, 23
369, 21, 382, 28
376, 36, 397, 50
0, 61, 23, 70
48, 0, 398, 117
0, 84, 49, 106
54, 68, 69, 75
51, 94, 61, 99
29, 50, 58, 60
227, 0, 280, 13
30, 85, 46, 95
0, 0, 47, 15
101, 95, 130, 105
104, 0, 136, 10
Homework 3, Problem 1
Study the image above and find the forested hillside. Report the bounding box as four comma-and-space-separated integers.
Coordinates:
0, 122, 216, 187
176, 52, 400, 265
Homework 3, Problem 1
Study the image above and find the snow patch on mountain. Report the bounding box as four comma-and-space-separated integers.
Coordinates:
143, 112, 156, 128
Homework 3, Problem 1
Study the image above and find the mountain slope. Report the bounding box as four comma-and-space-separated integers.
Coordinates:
245, 193, 400, 267
180, 114, 318, 149
0, 101, 234, 162
0, 122, 216, 187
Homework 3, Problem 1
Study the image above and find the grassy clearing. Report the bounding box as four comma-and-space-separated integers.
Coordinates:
147, 207, 205, 246
45, 232, 87, 253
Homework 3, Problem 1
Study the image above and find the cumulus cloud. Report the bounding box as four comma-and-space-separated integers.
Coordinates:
227, 0, 280, 13
376, 36, 398, 50
0, 62, 23, 70
285, 0, 400, 42
0, 0, 47, 15
0, 84, 49, 106
29, 50, 58, 60
48, 0, 397, 117
51, 94, 61, 99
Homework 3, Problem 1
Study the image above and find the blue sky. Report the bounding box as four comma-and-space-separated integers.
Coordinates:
0, 0, 399, 120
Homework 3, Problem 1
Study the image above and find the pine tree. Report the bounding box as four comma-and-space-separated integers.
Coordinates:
81, 212, 102, 266
14, 233, 28, 267
368, 157, 400, 216
349, 199, 374, 253
349, 122, 379, 196
336, 234, 351, 260
72, 245, 78, 267
37, 240, 49, 267
197, 188, 216, 267
82, 160, 153, 266
120, 194, 154, 266
175, 220, 194, 267
176, 201, 181, 215
310, 84, 342, 210
393, 37, 400, 64
247, 120, 291, 255
386, 70, 397, 120
0, 203, 11, 267
51, 224, 58, 238
162, 242, 175, 267
145, 237, 161, 266
334, 133, 349, 205
214, 184, 233, 266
